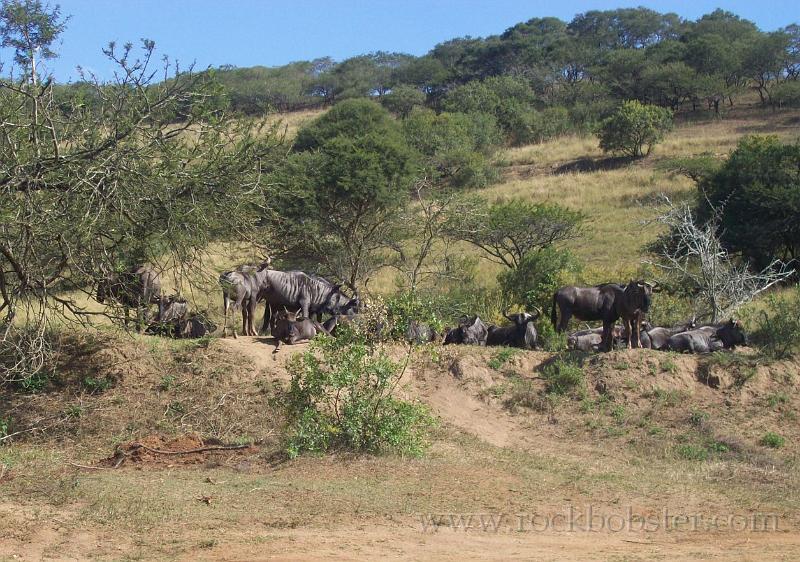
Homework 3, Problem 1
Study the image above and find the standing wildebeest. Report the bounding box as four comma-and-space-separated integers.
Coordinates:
551, 281, 654, 351
667, 320, 747, 353
258, 270, 352, 334
97, 265, 162, 331
443, 316, 489, 346
647, 318, 697, 351
486, 309, 542, 349
219, 262, 271, 338
271, 309, 330, 352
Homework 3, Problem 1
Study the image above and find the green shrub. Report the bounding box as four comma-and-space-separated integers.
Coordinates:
773, 80, 800, 108
536, 321, 568, 352
597, 100, 673, 157
499, 247, 581, 314
760, 432, 785, 449
82, 375, 114, 393
676, 444, 708, 461
488, 348, 517, 370
749, 287, 800, 360
280, 328, 434, 458
384, 292, 445, 341
540, 355, 584, 396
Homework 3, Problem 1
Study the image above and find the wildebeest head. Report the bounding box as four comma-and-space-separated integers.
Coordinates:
321, 285, 353, 316
624, 280, 655, 313
503, 307, 542, 326
444, 315, 488, 345
717, 319, 747, 348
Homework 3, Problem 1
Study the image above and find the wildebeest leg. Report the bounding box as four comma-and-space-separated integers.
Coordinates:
557, 305, 571, 333
241, 303, 250, 337
247, 297, 259, 336
601, 320, 614, 352
625, 318, 633, 349
299, 297, 310, 320
222, 293, 230, 338
261, 302, 271, 335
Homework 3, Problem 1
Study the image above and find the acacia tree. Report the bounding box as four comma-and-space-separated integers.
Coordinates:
444, 198, 583, 269
0, 2, 280, 384
267, 100, 417, 289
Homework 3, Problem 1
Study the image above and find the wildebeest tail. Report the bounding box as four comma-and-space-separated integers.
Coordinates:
550, 292, 558, 328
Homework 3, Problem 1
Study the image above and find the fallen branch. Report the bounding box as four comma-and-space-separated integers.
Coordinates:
0, 426, 40, 443
67, 461, 114, 470
129, 443, 251, 455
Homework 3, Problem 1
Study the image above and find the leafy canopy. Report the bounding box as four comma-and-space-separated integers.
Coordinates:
597, 100, 673, 157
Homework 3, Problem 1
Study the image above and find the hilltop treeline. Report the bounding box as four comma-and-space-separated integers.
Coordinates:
205, 8, 796, 122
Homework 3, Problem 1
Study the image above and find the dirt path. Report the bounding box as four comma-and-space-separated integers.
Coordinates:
2, 508, 797, 562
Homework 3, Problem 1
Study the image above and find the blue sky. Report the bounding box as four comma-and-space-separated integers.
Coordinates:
4, 0, 799, 82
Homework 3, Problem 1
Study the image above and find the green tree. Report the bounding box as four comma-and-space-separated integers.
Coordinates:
441, 75, 542, 145
597, 100, 673, 157
698, 136, 800, 268
444, 198, 583, 269
269, 100, 418, 287
380, 84, 425, 118
499, 247, 581, 312
0, 0, 67, 84
402, 108, 501, 188
0, 25, 278, 384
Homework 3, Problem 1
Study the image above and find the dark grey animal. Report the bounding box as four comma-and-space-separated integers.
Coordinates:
647, 319, 697, 351
567, 325, 625, 351
666, 319, 747, 353
551, 281, 654, 351
619, 321, 653, 349
219, 262, 271, 338
567, 327, 604, 352
177, 313, 217, 339
320, 298, 362, 336
443, 316, 489, 346
486, 309, 542, 349
405, 320, 439, 344
97, 265, 162, 331
258, 270, 352, 334
146, 295, 216, 339
271, 309, 330, 352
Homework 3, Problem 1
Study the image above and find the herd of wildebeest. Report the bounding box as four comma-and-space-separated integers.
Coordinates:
97, 261, 747, 355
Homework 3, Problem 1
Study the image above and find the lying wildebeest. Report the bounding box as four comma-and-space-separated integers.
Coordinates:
258, 270, 353, 334
271, 309, 330, 352
552, 281, 655, 351
666, 319, 747, 353
97, 264, 162, 331
148, 295, 216, 339
567, 325, 627, 352
443, 316, 489, 346
486, 309, 541, 349
405, 320, 439, 344
177, 312, 217, 338
618, 321, 653, 349
647, 318, 697, 351
219, 261, 271, 338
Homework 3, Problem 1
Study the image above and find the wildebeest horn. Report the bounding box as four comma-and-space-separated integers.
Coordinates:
531, 306, 543, 319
